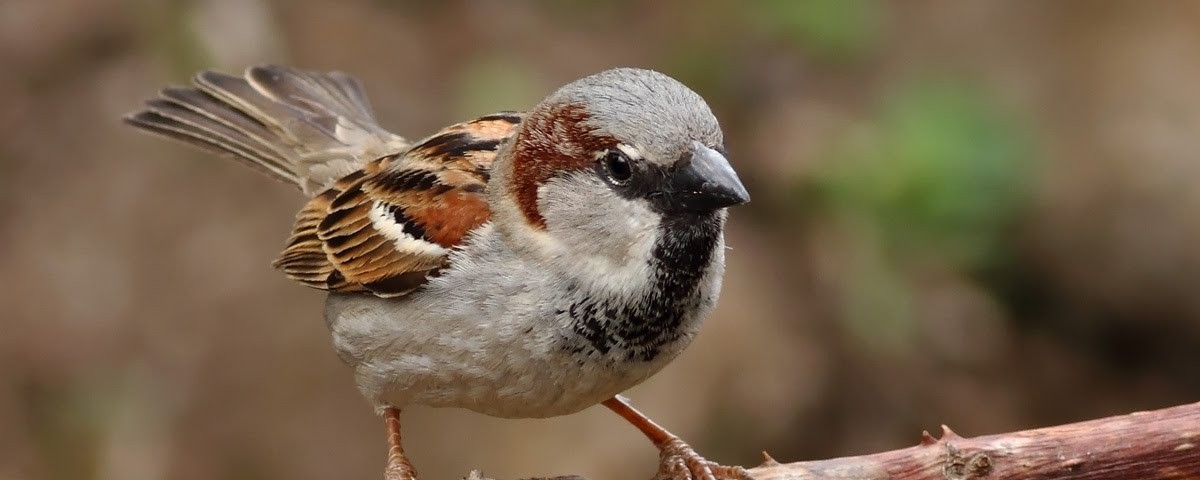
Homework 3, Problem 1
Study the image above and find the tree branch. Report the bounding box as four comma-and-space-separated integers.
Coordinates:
473, 401, 1200, 480
749, 400, 1200, 479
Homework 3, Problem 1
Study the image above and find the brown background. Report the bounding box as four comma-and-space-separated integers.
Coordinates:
4, 1, 1200, 479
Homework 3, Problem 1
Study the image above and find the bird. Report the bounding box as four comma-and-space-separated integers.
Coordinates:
124, 65, 752, 480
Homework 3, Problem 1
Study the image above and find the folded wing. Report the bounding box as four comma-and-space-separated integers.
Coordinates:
274, 113, 523, 297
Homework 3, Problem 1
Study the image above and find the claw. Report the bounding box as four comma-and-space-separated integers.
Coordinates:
601, 397, 751, 480
655, 437, 754, 480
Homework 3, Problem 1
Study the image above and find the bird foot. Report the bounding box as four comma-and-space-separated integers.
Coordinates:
385, 461, 417, 480
654, 437, 753, 480
384, 407, 418, 480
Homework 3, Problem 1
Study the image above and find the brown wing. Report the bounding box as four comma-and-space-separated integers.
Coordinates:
273, 112, 523, 297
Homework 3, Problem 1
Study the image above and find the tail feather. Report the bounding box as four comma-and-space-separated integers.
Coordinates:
194, 70, 344, 152
125, 109, 298, 185
130, 92, 299, 184
125, 65, 409, 195
244, 67, 379, 131
158, 86, 288, 157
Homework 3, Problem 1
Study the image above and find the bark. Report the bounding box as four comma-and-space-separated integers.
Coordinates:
748, 400, 1200, 479
479, 401, 1200, 480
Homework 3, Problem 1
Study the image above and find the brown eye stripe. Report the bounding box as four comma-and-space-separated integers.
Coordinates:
509, 103, 616, 229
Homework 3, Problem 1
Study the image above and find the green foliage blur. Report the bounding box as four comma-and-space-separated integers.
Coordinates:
751, 0, 881, 59
814, 81, 1033, 352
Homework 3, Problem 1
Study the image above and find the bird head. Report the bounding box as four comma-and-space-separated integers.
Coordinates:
489, 68, 749, 294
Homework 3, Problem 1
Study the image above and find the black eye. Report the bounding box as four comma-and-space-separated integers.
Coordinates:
604, 150, 633, 184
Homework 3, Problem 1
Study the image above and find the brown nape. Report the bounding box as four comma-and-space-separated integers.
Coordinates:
509, 103, 617, 229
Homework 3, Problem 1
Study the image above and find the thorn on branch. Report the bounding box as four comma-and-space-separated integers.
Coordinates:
940, 424, 961, 441
759, 451, 781, 467
920, 430, 938, 446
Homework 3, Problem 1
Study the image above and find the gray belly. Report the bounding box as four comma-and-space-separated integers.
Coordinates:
408, 342, 680, 418
323, 292, 694, 418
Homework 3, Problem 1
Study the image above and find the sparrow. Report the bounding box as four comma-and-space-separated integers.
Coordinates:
125, 65, 752, 480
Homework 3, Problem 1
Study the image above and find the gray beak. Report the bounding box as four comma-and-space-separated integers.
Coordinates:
652, 142, 750, 213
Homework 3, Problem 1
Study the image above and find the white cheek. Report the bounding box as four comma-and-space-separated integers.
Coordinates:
534, 176, 662, 295
623, 208, 657, 239
568, 215, 658, 296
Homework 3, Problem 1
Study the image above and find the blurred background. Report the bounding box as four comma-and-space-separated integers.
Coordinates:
4, 1, 1200, 479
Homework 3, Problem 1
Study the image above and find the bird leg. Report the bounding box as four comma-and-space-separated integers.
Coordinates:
384, 407, 418, 480
602, 397, 753, 480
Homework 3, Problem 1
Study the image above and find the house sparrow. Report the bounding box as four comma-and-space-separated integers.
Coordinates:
125, 65, 751, 480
